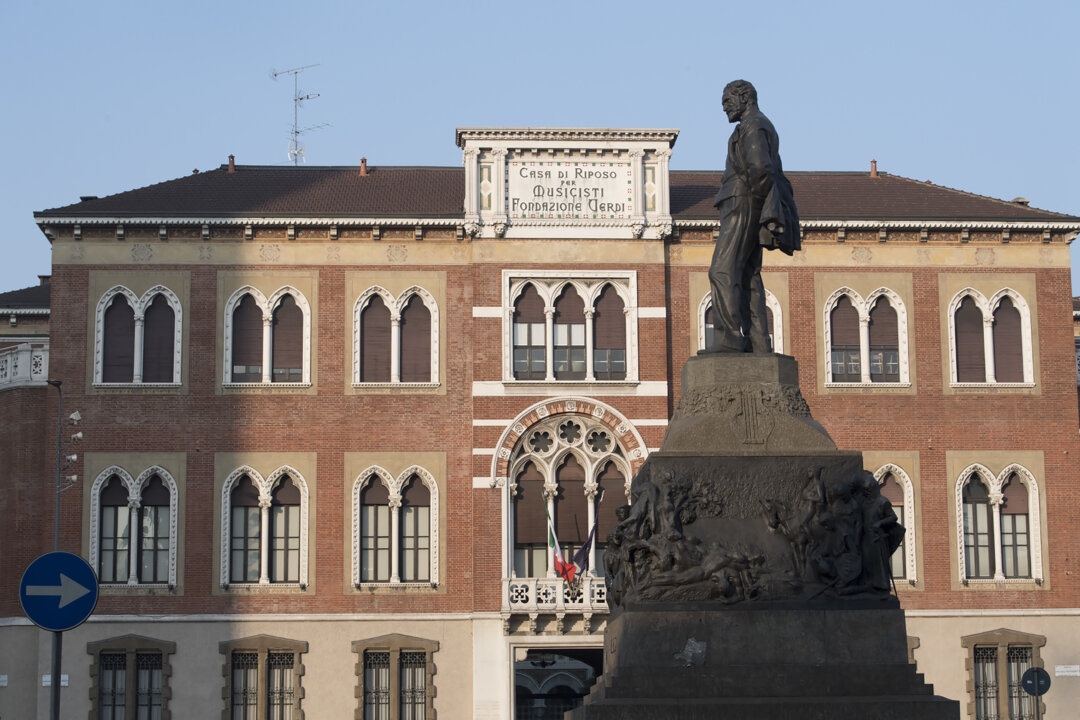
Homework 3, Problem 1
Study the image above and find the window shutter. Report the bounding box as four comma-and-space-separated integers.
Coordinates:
554, 286, 585, 323
101, 475, 129, 505
1000, 474, 1028, 514
103, 295, 135, 382
879, 472, 903, 504
594, 284, 625, 349
401, 474, 431, 506
514, 463, 548, 544
869, 297, 898, 348
140, 474, 170, 505
555, 455, 588, 543
141, 294, 175, 383
514, 284, 545, 323
360, 296, 391, 382
400, 296, 432, 383
360, 480, 389, 505
993, 297, 1023, 382
955, 296, 986, 382
271, 295, 303, 382
231, 476, 260, 507
231, 295, 263, 381
271, 476, 300, 505
765, 306, 774, 337
830, 296, 860, 346
595, 461, 625, 540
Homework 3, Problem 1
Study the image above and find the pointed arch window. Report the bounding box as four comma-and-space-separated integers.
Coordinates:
830, 296, 861, 382
823, 287, 910, 385
224, 286, 311, 385
514, 284, 547, 380
270, 476, 301, 583
593, 284, 626, 380
99, 475, 131, 583
553, 287, 586, 380
90, 465, 179, 587
271, 294, 303, 383
878, 472, 906, 580
360, 295, 392, 383
95, 286, 182, 385
956, 463, 1043, 584
949, 289, 1034, 386
221, 466, 310, 587
399, 475, 431, 583
351, 466, 440, 587
869, 296, 899, 382
513, 462, 549, 578
354, 286, 440, 386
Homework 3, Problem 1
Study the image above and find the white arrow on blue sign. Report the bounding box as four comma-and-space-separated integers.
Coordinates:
19, 552, 99, 632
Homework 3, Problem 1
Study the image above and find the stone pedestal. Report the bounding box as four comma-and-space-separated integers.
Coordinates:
571, 354, 959, 719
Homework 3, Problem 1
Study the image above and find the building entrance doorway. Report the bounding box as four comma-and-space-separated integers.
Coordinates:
513, 648, 602, 719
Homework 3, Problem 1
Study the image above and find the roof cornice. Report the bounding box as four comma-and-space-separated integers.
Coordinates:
36, 216, 464, 227
455, 127, 679, 148
675, 219, 1080, 233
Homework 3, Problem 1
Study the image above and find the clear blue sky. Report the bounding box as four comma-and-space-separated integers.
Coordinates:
2, 0, 1077, 293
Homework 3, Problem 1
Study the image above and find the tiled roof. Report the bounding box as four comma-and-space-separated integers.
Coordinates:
671, 171, 1078, 222
0, 283, 50, 309
36, 165, 1079, 224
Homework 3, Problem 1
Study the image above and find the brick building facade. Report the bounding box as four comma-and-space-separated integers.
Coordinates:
2, 127, 1079, 719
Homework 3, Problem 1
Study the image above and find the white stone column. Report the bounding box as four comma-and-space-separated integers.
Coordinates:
127, 499, 140, 585
261, 316, 273, 384
389, 494, 402, 583
990, 492, 1005, 580
544, 307, 555, 382
983, 317, 997, 383
544, 486, 556, 578
656, 149, 673, 218
859, 316, 871, 383
390, 313, 402, 383
259, 497, 271, 584
132, 316, 144, 383
586, 486, 598, 575
584, 309, 596, 382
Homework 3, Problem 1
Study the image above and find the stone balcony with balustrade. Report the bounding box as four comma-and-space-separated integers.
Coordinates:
0, 342, 48, 390
503, 575, 609, 635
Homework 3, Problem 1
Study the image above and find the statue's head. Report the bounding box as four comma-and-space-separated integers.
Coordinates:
722, 80, 757, 122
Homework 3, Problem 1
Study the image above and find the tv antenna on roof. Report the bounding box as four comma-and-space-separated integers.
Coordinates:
271, 64, 329, 165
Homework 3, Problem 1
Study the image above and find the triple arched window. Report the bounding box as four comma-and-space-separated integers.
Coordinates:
95, 286, 182, 384
351, 466, 440, 586
90, 466, 179, 587
505, 273, 637, 383
508, 414, 631, 578
354, 286, 440, 385
220, 466, 310, 587
224, 286, 311, 385
699, 290, 784, 354
948, 288, 1033, 385
823, 287, 910, 385
955, 463, 1042, 583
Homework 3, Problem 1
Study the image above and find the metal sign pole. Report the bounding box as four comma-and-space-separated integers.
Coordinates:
46, 380, 63, 720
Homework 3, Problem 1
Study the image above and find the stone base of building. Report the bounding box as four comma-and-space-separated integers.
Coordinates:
568, 602, 959, 719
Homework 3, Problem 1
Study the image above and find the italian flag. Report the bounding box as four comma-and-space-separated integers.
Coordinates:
545, 504, 577, 583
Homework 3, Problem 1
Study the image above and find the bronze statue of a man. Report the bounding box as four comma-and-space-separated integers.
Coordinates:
703, 80, 800, 354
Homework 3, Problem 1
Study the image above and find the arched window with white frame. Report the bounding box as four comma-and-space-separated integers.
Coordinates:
698, 289, 783, 354
503, 271, 639, 384
351, 465, 440, 587
823, 286, 910, 385
353, 285, 440, 386
95, 285, 182, 385
224, 286, 311, 385
873, 463, 916, 584
220, 465, 310, 587
955, 463, 1043, 584
89, 465, 179, 587
948, 288, 1034, 386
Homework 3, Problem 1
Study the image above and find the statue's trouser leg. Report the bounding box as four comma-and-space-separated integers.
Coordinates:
706, 202, 755, 352
745, 245, 772, 353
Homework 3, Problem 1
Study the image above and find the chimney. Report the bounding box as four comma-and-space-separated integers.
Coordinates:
228, 154, 236, 173
870, 159, 878, 178
38, 275, 50, 287
360, 157, 368, 176
192, 168, 199, 175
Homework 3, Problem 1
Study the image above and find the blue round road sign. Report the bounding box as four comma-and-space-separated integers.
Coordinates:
19, 552, 99, 632
1021, 667, 1051, 697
